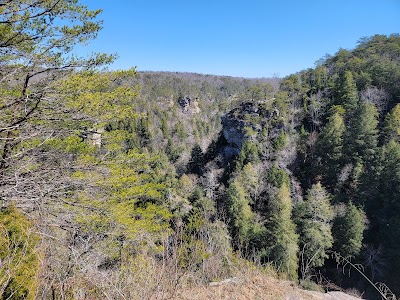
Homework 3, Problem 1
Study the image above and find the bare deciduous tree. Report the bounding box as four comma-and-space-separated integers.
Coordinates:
360, 86, 390, 114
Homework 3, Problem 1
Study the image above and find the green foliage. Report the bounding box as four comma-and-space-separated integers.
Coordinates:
296, 183, 334, 278
345, 101, 378, 164
265, 181, 299, 280
150, 33, 400, 295
57, 69, 139, 126
44, 68, 178, 295
327, 104, 346, 116
332, 203, 365, 258
378, 141, 400, 287
166, 138, 180, 162
380, 141, 400, 210
272, 130, 287, 151
226, 179, 255, 247
187, 144, 205, 175
303, 183, 334, 224
0, 206, 40, 300
0, 0, 117, 212
74, 148, 174, 252
267, 165, 290, 188
47, 135, 96, 155
244, 126, 258, 139
244, 83, 274, 102
136, 116, 153, 148
160, 112, 170, 139
188, 187, 216, 217
0, 0, 112, 66
235, 140, 260, 170
316, 111, 345, 188
240, 163, 261, 203
280, 74, 302, 97
384, 104, 400, 143
2, 17, 400, 298
338, 71, 358, 114
175, 187, 231, 281
273, 91, 290, 123
174, 121, 188, 139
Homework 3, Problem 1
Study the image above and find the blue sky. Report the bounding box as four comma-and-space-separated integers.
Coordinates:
79, 0, 399, 78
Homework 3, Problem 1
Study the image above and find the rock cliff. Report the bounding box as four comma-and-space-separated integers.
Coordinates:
220, 101, 271, 158
178, 95, 200, 114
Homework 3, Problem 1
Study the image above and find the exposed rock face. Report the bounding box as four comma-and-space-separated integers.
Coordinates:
178, 95, 200, 114
178, 95, 190, 111
87, 128, 105, 147
221, 101, 271, 158
221, 116, 246, 157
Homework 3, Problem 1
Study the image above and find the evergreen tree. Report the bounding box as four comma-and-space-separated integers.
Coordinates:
166, 138, 180, 162
160, 112, 170, 139
240, 163, 261, 206
235, 140, 260, 170
316, 108, 345, 189
175, 121, 188, 139
349, 102, 379, 162
0, 0, 114, 206
273, 130, 288, 151
0, 206, 40, 300
338, 71, 359, 115
136, 116, 152, 148
342, 102, 379, 198
380, 141, 400, 214
187, 144, 205, 175
383, 103, 400, 143
332, 203, 365, 258
265, 166, 299, 280
226, 179, 255, 248
378, 141, 400, 288
296, 183, 334, 279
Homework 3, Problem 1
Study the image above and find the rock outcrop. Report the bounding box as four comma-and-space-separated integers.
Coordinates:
220, 101, 271, 158
87, 128, 105, 147
178, 95, 200, 114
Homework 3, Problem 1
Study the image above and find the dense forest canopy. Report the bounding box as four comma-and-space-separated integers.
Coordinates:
0, 1, 399, 299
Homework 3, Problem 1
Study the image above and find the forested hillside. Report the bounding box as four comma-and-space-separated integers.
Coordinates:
1, 1, 399, 299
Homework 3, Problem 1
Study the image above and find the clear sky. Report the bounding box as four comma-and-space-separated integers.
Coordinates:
79, 0, 399, 78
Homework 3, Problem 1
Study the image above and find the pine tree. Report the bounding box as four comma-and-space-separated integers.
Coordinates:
226, 179, 255, 248
136, 116, 152, 148
349, 102, 379, 162
378, 141, 400, 289
332, 203, 365, 258
265, 166, 299, 280
235, 140, 260, 170
383, 103, 400, 143
187, 144, 205, 175
316, 108, 345, 189
338, 71, 359, 115
343, 102, 379, 197
296, 183, 334, 279
0, 206, 40, 300
0, 0, 114, 206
